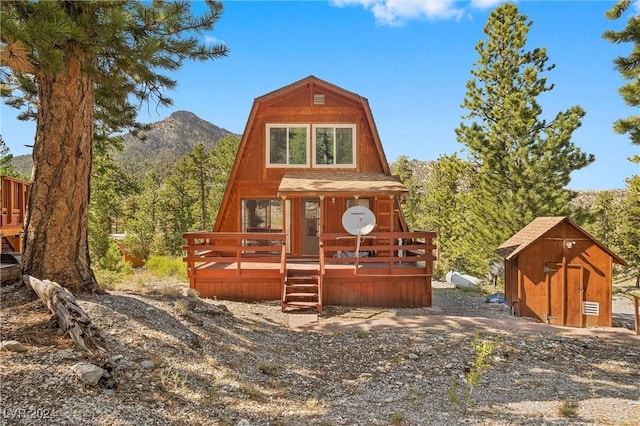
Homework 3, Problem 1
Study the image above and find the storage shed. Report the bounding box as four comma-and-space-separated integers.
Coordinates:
496, 217, 626, 328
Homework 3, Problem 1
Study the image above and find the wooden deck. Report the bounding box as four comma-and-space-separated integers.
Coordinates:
183, 231, 436, 310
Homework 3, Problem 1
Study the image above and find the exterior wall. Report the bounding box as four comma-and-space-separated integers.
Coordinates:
509, 221, 613, 327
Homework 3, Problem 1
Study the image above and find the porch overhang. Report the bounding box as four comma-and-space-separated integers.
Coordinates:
277, 172, 408, 198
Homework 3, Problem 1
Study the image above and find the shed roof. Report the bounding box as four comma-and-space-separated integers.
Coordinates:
495, 216, 626, 265
277, 172, 408, 197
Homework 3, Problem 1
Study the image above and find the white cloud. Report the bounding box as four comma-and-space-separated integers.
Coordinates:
331, 0, 505, 26
204, 35, 224, 46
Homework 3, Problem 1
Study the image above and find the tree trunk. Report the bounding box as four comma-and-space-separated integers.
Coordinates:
23, 47, 101, 294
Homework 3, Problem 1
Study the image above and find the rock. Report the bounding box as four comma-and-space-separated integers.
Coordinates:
73, 362, 106, 386
0, 340, 27, 352
140, 360, 155, 369
408, 353, 419, 360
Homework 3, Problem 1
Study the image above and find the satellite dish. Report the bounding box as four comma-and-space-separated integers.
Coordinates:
342, 206, 376, 261
342, 206, 376, 236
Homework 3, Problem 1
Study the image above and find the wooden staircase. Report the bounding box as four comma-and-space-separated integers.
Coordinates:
281, 268, 322, 313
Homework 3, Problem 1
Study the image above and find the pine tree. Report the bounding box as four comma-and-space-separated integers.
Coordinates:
618, 176, 640, 286
455, 3, 594, 271
209, 135, 241, 221
0, 1, 228, 292
186, 143, 214, 230
421, 154, 477, 275
391, 155, 423, 231
604, 0, 640, 152
604, 0, 640, 286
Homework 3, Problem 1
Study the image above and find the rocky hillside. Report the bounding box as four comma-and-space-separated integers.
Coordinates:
114, 110, 239, 178
8, 110, 240, 178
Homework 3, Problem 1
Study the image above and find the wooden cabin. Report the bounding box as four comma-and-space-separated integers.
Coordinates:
184, 76, 436, 312
0, 175, 29, 253
495, 217, 626, 328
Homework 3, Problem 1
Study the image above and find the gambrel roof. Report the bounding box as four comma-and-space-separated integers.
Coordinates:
495, 216, 626, 265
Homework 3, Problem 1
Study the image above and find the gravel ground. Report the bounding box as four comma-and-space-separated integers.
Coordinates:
1, 279, 638, 426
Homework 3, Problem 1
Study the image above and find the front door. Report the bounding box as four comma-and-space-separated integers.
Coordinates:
301, 198, 320, 255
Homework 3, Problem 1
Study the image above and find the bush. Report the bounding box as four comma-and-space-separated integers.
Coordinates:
145, 255, 188, 281
98, 241, 133, 273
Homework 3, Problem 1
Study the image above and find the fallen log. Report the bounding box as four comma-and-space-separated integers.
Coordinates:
23, 275, 106, 355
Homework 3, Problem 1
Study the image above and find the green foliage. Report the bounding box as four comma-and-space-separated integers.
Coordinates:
89, 147, 139, 262
97, 241, 132, 273
391, 155, 426, 230
618, 176, 640, 285
0, 136, 28, 179
448, 331, 498, 413
145, 255, 188, 281
604, 0, 640, 151
454, 3, 594, 275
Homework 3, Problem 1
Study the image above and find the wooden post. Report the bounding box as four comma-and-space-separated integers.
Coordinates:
634, 296, 639, 336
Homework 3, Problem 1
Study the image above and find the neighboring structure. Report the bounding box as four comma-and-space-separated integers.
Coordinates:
184, 76, 436, 312
0, 175, 29, 253
496, 216, 626, 328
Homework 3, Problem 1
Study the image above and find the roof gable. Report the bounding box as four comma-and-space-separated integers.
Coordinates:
495, 216, 626, 265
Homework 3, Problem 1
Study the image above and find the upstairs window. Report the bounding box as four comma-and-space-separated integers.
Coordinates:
313, 124, 356, 167
266, 124, 309, 167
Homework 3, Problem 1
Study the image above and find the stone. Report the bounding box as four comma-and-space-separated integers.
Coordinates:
0, 340, 27, 352
140, 360, 155, 369
73, 362, 106, 386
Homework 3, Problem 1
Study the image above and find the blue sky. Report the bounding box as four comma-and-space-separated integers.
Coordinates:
1, 0, 639, 190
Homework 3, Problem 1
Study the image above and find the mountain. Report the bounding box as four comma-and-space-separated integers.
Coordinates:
113, 110, 240, 178
8, 110, 241, 179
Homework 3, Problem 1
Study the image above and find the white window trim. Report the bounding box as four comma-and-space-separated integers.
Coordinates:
311, 124, 357, 168
265, 124, 311, 168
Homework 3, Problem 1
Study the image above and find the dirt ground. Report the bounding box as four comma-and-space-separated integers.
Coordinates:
1, 279, 638, 426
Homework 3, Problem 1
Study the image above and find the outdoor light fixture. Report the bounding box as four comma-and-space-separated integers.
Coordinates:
566, 241, 576, 249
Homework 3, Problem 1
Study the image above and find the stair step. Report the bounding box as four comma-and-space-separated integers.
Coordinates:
285, 292, 318, 298
285, 284, 318, 290
286, 275, 319, 280
283, 301, 319, 307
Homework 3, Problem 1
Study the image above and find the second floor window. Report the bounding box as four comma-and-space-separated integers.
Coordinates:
266, 124, 309, 167
313, 125, 356, 167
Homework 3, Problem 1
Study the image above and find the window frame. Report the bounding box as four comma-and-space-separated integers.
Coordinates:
312, 124, 357, 168
265, 124, 311, 168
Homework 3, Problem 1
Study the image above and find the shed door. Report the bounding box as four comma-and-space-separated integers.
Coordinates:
301, 199, 320, 255
547, 265, 585, 327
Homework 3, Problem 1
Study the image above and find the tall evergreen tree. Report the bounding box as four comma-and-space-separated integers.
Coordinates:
0, 1, 228, 292
209, 135, 241, 219
186, 143, 214, 230
391, 155, 423, 231
455, 3, 594, 271
421, 154, 477, 274
604, 0, 640, 152
604, 1, 640, 285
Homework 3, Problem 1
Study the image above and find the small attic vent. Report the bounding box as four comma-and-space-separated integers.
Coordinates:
313, 94, 325, 105
583, 301, 600, 316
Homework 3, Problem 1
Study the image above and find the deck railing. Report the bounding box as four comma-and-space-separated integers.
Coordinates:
183, 232, 287, 277
319, 231, 437, 276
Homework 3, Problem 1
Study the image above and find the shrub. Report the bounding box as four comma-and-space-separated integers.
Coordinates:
145, 255, 188, 281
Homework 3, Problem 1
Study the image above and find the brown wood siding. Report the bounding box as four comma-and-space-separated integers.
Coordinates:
507, 220, 613, 327
192, 273, 431, 308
